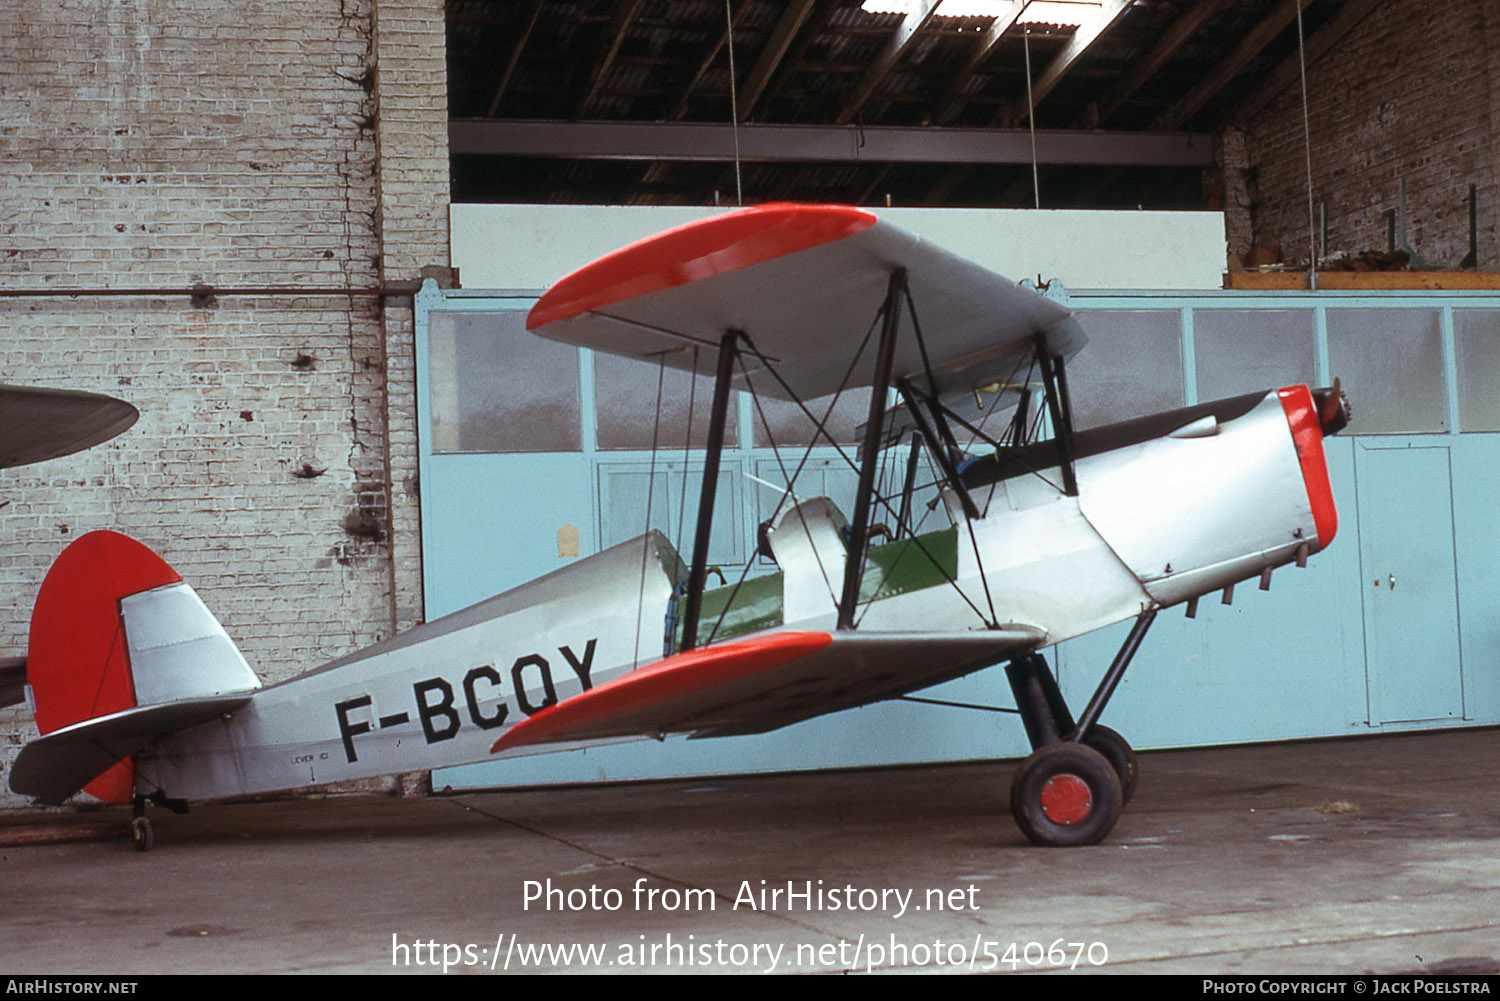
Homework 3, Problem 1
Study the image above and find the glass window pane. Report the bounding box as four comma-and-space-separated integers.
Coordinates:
598, 463, 744, 566
429, 311, 580, 453
750, 389, 872, 447
1455, 309, 1500, 432
1067, 310, 1184, 430
1194, 309, 1317, 400
594, 353, 739, 450
1327, 309, 1447, 434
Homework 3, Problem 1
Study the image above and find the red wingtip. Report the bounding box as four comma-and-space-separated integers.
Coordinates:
527, 204, 878, 330
28, 531, 182, 802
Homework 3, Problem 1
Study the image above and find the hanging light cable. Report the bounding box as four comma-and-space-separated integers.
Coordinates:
1294, 0, 1317, 289
725, 0, 744, 206
1023, 27, 1041, 209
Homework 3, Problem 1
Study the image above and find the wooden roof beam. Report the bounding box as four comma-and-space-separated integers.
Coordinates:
669, 0, 757, 121
574, 0, 647, 119
1150, 0, 1308, 131
738, 0, 820, 121
1024, 0, 1137, 114
1085, 0, 1234, 128
759, 1, 839, 119
930, 0, 1029, 125
1233, 0, 1384, 123
485, 0, 545, 118
835, 0, 942, 126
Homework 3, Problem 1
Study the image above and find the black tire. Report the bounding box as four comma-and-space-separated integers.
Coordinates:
1010, 742, 1123, 847
1080, 725, 1138, 806
130, 816, 153, 853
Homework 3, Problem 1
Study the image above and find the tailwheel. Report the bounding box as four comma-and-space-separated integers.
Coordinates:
1010, 743, 1123, 847
1079, 725, 1138, 806
130, 815, 154, 853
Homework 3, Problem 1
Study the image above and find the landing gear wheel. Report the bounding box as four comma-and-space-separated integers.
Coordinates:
1010, 743, 1123, 847
130, 816, 154, 853
1079, 725, 1138, 806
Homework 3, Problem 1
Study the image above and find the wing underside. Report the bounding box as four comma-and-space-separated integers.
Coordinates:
491, 627, 1043, 756
526, 204, 1083, 403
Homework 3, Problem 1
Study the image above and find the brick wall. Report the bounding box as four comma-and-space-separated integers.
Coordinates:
371, 0, 450, 635
1235, 0, 1499, 270
0, 0, 448, 807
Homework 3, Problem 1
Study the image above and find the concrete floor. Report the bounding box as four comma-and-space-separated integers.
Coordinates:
3, 728, 1500, 975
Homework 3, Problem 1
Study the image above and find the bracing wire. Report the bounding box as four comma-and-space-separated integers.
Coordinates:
702, 341, 866, 647
737, 333, 996, 627
673, 346, 700, 562
632, 354, 670, 670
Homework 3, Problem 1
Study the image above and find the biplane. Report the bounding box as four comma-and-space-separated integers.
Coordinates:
8, 204, 1348, 849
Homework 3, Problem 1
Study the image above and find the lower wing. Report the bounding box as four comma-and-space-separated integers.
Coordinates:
492, 627, 1043, 754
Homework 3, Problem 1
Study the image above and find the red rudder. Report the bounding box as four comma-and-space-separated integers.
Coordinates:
27, 531, 181, 803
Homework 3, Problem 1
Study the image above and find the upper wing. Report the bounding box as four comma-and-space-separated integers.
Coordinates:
526, 204, 1083, 402
491, 626, 1043, 755
0, 384, 138, 469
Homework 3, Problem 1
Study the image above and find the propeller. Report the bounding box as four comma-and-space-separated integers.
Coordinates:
1312, 377, 1350, 435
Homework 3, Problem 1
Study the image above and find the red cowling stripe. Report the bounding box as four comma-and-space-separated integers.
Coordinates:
1277, 385, 1338, 549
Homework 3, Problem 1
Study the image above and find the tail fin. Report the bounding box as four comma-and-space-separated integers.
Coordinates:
20, 530, 260, 803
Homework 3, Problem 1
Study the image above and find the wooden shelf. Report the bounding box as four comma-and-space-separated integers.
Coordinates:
1223, 271, 1500, 291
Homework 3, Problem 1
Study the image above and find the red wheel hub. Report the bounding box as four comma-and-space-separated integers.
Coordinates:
1040, 774, 1093, 825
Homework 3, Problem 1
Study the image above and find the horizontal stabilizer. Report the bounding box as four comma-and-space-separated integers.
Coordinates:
9, 695, 253, 805
492, 626, 1042, 755
24, 530, 261, 803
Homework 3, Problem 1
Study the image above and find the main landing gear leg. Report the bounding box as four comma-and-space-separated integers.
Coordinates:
130, 796, 153, 853
128, 790, 190, 852
1003, 611, 1156, 847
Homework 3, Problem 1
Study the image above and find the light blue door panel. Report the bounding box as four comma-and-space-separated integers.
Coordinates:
1355, 442, 1464, 723
597, 461, 744, 567
423, 454, 595, 616
1451, 434, 1500, 721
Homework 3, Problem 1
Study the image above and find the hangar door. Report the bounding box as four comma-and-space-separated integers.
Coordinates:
414, 284, 1500, 788
1355, 443, 1461, 723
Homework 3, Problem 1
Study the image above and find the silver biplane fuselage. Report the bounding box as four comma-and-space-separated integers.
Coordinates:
137, 385, 1325, 801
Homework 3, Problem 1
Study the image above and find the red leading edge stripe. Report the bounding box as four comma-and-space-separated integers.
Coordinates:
526, 203, 877, 330
1277, 385, 1338, 549
491, 631, 835, 753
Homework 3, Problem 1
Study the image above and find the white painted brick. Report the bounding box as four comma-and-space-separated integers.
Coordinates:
1, 0, 447, 807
